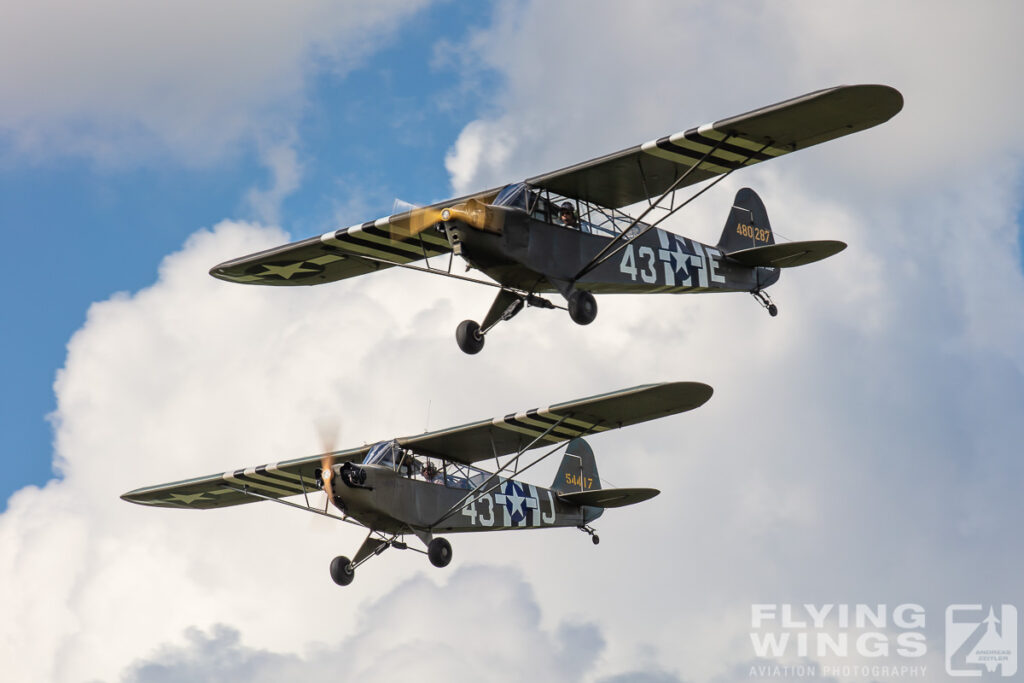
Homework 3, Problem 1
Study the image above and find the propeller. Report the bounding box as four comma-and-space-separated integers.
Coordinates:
386, 197, 504, 241
314, 417, 341, 514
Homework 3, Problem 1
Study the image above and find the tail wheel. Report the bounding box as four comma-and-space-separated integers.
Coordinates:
330, 555, 355, 586
427, 537, 452, 568
567, 291, 597, 325
455, 320, 485, 354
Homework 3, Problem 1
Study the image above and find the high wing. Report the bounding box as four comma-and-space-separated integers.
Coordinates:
121, 382, 711, 510
527, 84, 903, 209
120, 445, 370, 510
208, 188, 498, 286
399, 381, 712, 464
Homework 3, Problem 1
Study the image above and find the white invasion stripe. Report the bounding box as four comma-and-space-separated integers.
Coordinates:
514, 412, 585, 438
539, 409, 610, 432
491, 418, 562, 442
222, 472, 294, 497
665, 135, 769, 165
319, 237, 417, 263
267, 463, 304, 482
374, 217, 389, 229
243, 467, 303, 493
639, 145, 734, 175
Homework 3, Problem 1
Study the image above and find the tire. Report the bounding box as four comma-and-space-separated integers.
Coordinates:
427, 537, 452, 568
568, 291, 597, 325
455, 320, 485, 354
330, 555, 354, 586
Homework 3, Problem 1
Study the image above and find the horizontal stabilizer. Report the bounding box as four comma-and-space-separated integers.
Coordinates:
725, 240, 846, 268
557, 487, 659, 509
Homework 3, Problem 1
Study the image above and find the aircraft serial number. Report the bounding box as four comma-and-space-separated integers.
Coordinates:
736, 223, 771, 242
564, 473, 594, 489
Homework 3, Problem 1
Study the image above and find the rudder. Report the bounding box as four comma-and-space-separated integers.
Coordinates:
718, 187, 774, 254
552, 438, 601, 494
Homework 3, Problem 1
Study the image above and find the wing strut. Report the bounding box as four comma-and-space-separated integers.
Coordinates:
428, 414, 606, 529
572, 138, 772, 282
223, 483, 367, 529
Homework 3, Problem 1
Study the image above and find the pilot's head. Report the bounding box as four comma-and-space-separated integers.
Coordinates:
559, 202, 577, 225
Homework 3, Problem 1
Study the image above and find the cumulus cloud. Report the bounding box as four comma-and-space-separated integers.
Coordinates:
4, 3, 1024, 683
0, 0, 429, 166
121, 567, 603, 683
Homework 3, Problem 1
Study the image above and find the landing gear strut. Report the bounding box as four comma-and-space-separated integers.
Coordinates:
579, 525, 600, 545
455, 290, 555, 354
751, 289, 778, 317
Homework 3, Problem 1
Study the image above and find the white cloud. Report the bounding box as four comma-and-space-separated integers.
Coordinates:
4, 3, 1024, 683
0, 0, 430, 166
120, 567, 604, 683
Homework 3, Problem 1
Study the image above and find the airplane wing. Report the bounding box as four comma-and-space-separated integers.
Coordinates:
121, 382, 711, 509
527, 84, 903, 209
400, 381, 713, 464
120, 446, 369, 510
208, 189, 498, 286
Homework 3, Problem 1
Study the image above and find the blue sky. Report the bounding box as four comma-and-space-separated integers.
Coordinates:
1, 2, 494, 505
2, 3, 1023, 682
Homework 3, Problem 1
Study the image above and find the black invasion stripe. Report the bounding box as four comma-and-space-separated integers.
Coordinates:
335, 233, 420, 261
503, 415, 582, 440
362, 224, 450, 257
232, 470, 303, 494
255, 465, 314, 491
526, 409, 596, 437
680, 130, 774, 162
655, 138, 744, 171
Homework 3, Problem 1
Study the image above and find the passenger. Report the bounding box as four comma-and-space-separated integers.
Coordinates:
423, 462, 442, 484
558, 202, 578, 228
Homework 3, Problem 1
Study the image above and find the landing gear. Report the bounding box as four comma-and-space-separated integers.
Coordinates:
567, 290, 597, 325
329, 555, 354, 586
455, 320, 484, 354
454, 289, 555, 354
578, 525, 600, 545
427, 537, 452, 567
751, 289, 778, 317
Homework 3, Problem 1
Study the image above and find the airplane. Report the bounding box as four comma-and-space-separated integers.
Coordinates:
208, 84, 903, 353
122, 382, 711, 586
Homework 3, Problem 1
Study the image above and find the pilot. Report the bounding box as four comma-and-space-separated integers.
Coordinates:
558, 202, 578, 228
423, 463, 441, 483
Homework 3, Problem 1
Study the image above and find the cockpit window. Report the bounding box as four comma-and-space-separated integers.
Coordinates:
493, 183, 532, 211
363, 440, 401, 468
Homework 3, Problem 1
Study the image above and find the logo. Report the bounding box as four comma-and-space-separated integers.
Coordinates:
946, 604, 1018, 677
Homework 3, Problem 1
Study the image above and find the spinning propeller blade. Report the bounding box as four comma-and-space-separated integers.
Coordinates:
314, 417, 341, 514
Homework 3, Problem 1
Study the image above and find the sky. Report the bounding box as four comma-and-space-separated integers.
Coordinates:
1, 2, 1023, 682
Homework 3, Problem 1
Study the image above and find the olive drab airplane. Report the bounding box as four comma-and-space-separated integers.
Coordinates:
209, 84, 902, 354
122, 382, 711, 586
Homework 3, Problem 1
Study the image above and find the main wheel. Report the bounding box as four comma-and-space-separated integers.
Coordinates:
427, 537, 452, 568
455, 320, 485, 354
568, 291, 597, 325
768, 304, 778, 317
330, 555, 355, 586
592, 534, 600, 545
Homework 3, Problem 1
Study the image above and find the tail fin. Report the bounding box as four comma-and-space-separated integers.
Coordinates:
717, 187, 774, 254
552, 438, 601, 494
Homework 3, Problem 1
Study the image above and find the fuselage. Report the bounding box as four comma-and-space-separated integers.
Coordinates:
333, 463, 601, 535
449, 204, 779, 295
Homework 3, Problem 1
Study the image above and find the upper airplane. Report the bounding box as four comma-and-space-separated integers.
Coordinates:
210, 85, 903, 354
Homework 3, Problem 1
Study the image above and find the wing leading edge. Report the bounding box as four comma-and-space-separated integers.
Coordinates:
121, 382, 712, 510
208, 189, 498, 287
527, 84, 903, 209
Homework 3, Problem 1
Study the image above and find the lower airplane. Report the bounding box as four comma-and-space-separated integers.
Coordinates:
122, 382, 712, 585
